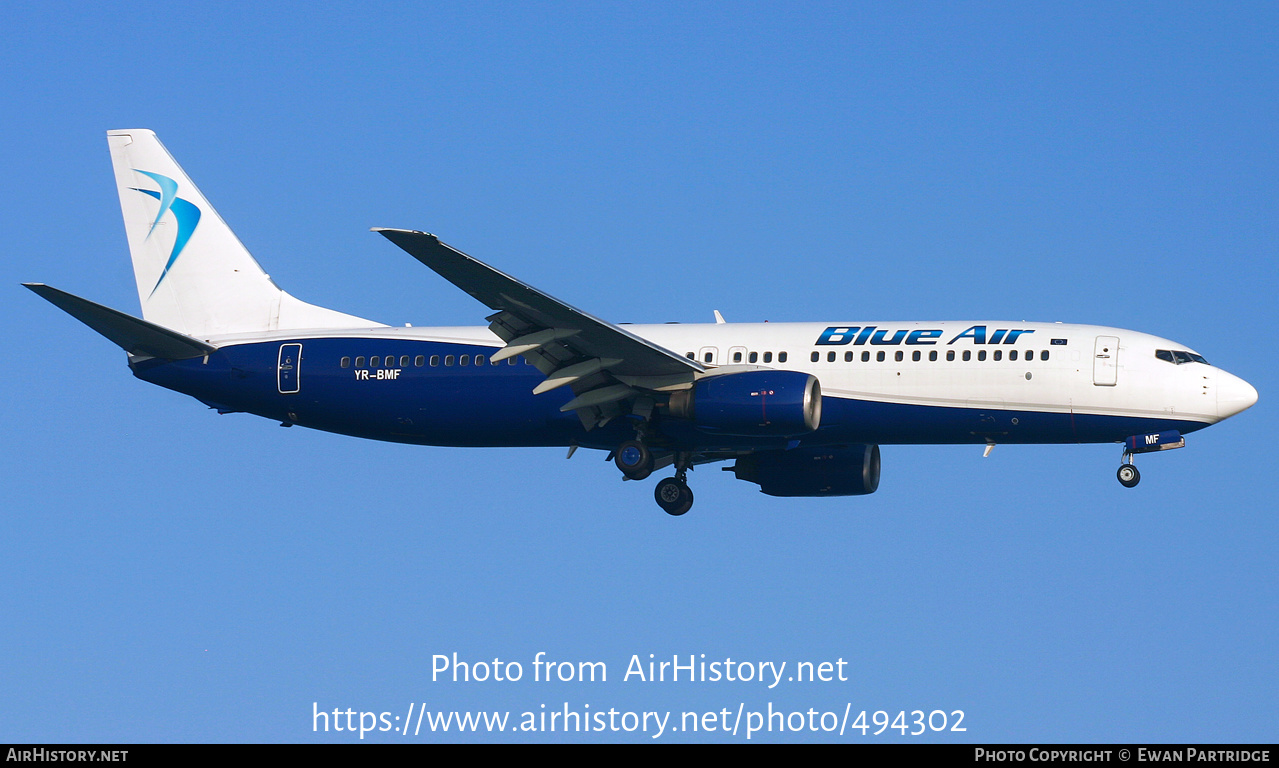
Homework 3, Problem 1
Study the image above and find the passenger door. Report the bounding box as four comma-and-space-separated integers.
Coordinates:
1093, 336, 1118, 386
278, 343, 302, 394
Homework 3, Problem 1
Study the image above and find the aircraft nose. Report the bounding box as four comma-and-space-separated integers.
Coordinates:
1217, 371, 1259, 420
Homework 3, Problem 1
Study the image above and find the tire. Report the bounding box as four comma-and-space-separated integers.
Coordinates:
1117, 464, 1140, 488
655, 477, 694, 516
615, 440, 653, 480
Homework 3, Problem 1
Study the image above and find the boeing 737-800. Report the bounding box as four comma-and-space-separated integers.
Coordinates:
26, 130, 1258, 515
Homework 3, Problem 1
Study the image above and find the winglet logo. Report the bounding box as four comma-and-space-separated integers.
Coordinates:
131, 170, 202, 297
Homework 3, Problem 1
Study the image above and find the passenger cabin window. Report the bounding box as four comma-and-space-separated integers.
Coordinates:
811, 352, 820, 363
993, 350, 1002, 361
733, 351, 742, 363
430, 355, 440, 366
778, 352, 788, 363
845, 351, 854, 362
978, 350, 987, 361
1010, 350, 1018, 361
876, 351, 885, 362
415, 355, 425, 367
946, 351, 954, 362
963, 351, 971, 361
370, 356, 380, 367
445, 355, 455, 366
340, 356, 351, 368
912, 350, 921, 362
1040, 350, 1049, 361
749, 352, 758, 363
476, 355, 486, 366
686, 352, 695, 359
460, 355, 470, 366
895, 351, 904, 362
929, 350, 937, 361
355, 356, 366, 367
862, 351, 870, 362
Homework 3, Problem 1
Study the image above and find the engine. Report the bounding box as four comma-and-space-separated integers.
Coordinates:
728, 444, 881, 497
666, 370, 821, 437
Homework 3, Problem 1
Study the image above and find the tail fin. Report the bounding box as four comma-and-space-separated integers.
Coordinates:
107, 129, 378, 337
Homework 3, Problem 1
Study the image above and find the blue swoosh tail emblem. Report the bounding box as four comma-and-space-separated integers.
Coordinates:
130, 171, 201, 297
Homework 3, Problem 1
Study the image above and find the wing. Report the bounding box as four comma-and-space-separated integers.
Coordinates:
374, 228, 705, 429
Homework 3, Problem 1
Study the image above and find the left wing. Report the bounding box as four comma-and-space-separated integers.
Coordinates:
374, 228, 705, 429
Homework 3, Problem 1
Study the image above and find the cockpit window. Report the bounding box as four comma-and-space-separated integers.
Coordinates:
1157, 349, 1209, 365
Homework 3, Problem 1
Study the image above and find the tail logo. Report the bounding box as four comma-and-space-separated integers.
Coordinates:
130, 170, 202, 297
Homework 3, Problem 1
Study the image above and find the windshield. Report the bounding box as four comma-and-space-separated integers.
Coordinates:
1157, 349, 1209, 366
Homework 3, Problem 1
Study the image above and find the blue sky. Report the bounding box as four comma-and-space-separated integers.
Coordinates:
2, 2, 1275, 743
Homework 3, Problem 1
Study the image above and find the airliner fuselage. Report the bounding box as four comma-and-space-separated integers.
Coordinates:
135, 319, 1250, 451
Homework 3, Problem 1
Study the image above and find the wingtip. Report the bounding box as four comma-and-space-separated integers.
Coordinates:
372, 228, 437, 241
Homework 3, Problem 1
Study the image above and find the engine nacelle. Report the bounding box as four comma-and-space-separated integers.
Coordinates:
728, 444, 881, 497
667, 370, 821, 437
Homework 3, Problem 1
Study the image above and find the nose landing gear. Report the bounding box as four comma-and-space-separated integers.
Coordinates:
1116, 430, 1185, 488
1117, 459, 1141, 488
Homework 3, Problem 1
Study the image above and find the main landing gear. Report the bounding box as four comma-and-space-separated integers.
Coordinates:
655, 468, 694, 516
614, 440, 654, 480
615, 439, 695, 516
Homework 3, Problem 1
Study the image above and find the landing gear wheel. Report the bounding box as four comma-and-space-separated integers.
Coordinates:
615, 440, 654, 480
1117, 464, 1140, 488
655, 477, 694, 516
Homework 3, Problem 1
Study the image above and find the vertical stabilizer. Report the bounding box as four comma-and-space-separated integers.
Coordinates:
107, 130, 379, 337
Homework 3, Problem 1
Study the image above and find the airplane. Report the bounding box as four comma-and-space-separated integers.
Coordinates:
26, 130, 1258, 516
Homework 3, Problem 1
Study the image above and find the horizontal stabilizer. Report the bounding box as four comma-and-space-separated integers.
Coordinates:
24, 283, 217, 359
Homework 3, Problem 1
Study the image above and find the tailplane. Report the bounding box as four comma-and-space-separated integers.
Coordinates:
108, 129, 378, 337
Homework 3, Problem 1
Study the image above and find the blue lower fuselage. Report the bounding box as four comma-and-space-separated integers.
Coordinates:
132, 338, 1210, 453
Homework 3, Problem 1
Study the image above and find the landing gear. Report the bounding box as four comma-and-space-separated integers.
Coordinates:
615, 439, 654, 480
1117, 455, 1141, 488
616, 438, 697, 515
654, 453, 695, 516
655, 477, 694, 516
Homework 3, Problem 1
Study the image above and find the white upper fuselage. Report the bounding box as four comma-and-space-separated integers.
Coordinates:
203, 319, 1256, 430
